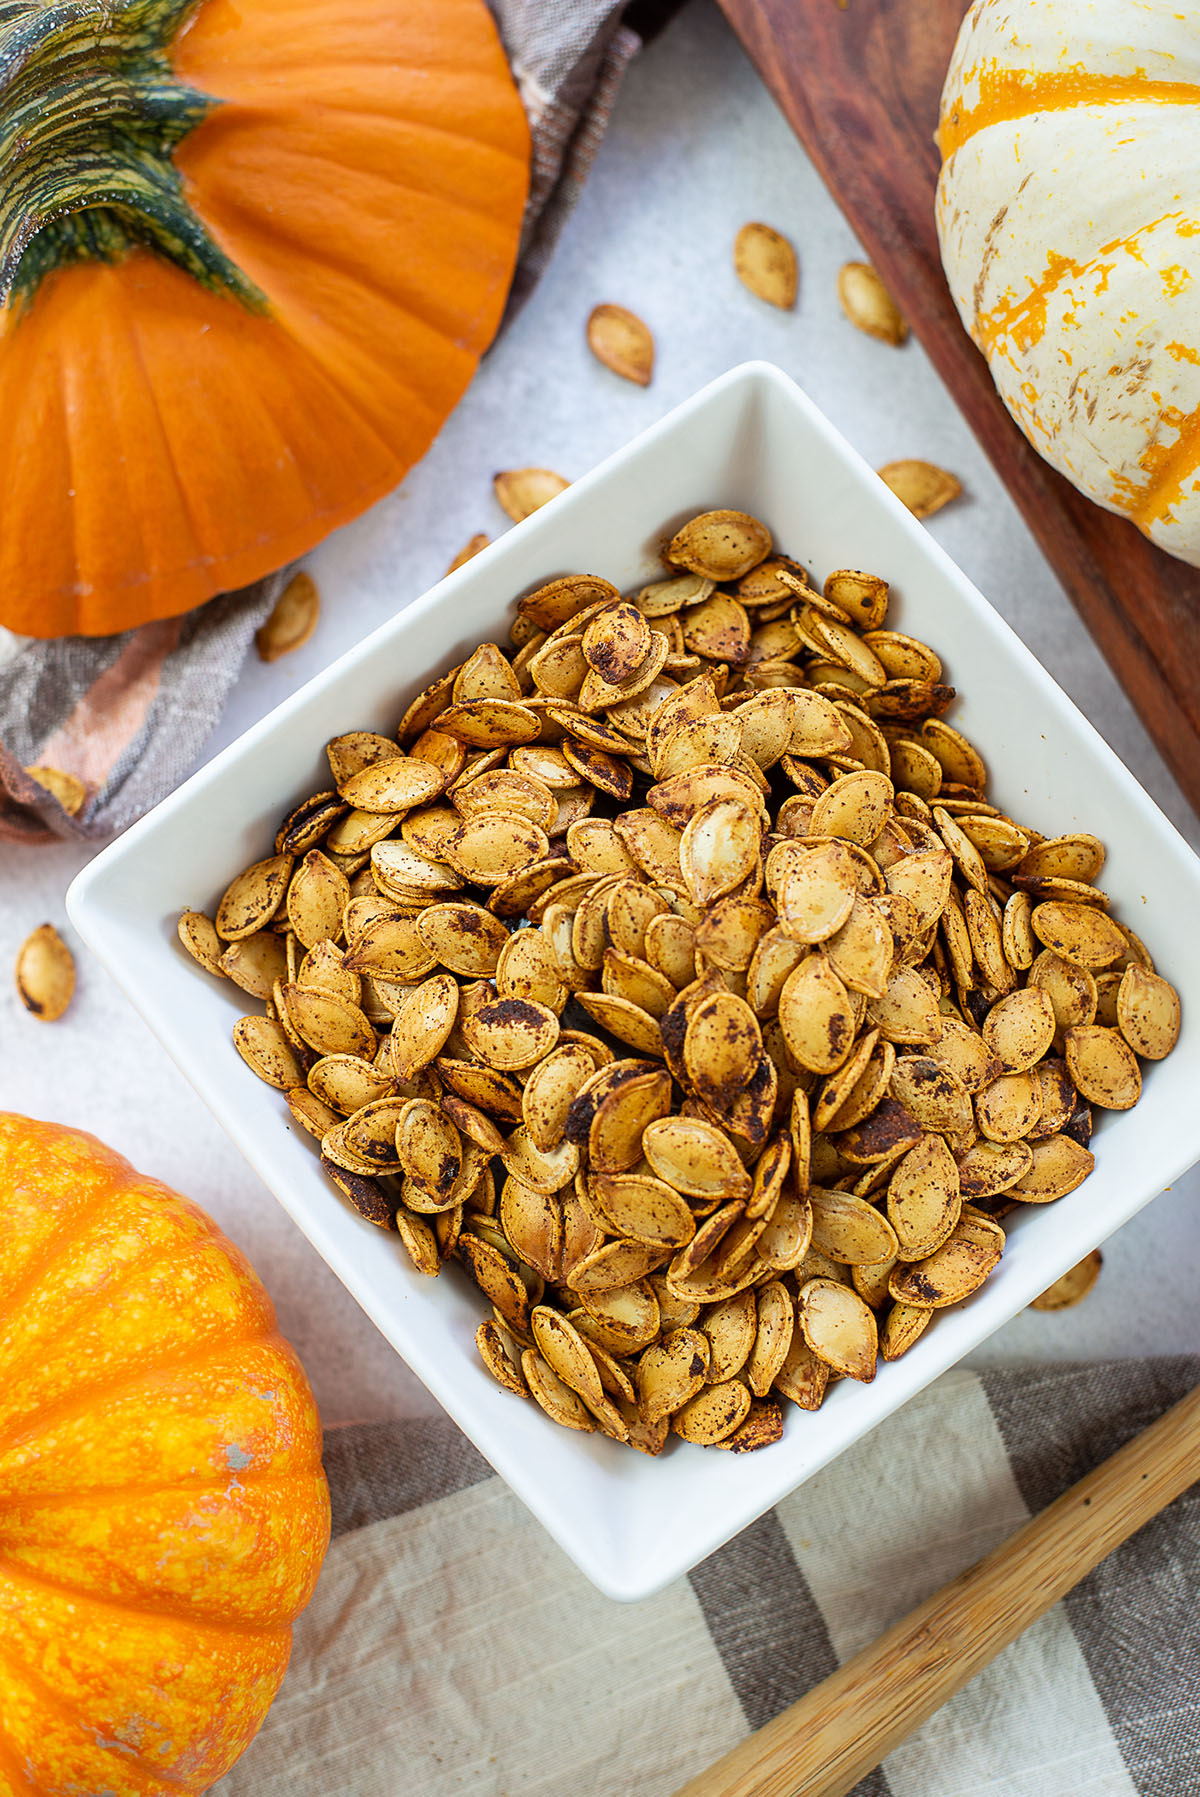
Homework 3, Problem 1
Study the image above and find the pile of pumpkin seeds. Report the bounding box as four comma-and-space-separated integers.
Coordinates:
180, 508, 1182, 1454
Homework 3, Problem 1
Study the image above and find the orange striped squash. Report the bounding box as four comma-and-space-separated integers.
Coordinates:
937, 0, 1200, 564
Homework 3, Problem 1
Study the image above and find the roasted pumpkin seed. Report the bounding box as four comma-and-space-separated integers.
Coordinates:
1116, 964, 1180, 1060
15, 923, 76, 1021
673, 1377, 753, 1444
888, 1211, 1004, 1309
734, 221, 798, 308
587, 304, 654, 384
878, 460, 961, 518
1030, 1249, 1102, 1311
838, 261, 907, 344
1064, 1025, 1142, 1110
494, 468, 569, 524
798, 1278, 877, 1382
178, 910, 226, 977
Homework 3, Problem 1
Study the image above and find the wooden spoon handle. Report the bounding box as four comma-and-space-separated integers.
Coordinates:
673, 1382, 1200, 1797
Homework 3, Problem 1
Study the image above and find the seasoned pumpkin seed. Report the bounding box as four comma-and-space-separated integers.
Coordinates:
178, 910, 226, 977
734, 221, 798, 308
798, 1278, 877, 1382
587, 304, 654, 384
838, 261, 907, 344
1116, 964, 1180, 1060
878, 459, 961, 518
494, 468, 569, 524
15, 923, 76, 1021
1064, 1025, 1142, 1110
887, 1134, 961, 1260
1030, 1249, 1103, 1311
673, 1377, 753, 1444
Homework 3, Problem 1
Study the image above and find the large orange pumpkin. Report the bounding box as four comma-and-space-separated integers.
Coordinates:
0, 0, 530, 639
0, 1114, 330, 1794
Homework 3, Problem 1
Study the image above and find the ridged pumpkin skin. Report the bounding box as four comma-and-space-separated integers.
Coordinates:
937, 0, 1200, 566
0, 1115, 330, 1796
0, 0, 529, 638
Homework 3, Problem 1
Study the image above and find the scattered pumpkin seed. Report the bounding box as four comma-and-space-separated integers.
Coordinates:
1030, 1249, 1103, 1312
878, 460, 962, 519
1116, 964, 1180, 1061
178, 909, 226, 977
1064, 1025, 1142, 1110
15, 923, 75, 1021
493, 468, 570, 524
446, 534, 490, 576
838, 261, 908, 345
798, 1278, 877, 1382
587, 303, 654, 384
734, 221, 798, 308
256, 570, 320, 662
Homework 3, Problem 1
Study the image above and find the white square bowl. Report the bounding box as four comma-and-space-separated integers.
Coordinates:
69, 362, 1200, 1602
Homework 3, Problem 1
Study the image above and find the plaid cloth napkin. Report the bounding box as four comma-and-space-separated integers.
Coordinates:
212, 1355, 1199, 1797
0, 0, 652, 848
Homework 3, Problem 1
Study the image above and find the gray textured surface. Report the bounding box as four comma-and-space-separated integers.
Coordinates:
1, 0, 1197, 1425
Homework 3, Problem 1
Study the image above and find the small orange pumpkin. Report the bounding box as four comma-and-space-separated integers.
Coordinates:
0, 0, 530, 639
0, 1114, 330, 1794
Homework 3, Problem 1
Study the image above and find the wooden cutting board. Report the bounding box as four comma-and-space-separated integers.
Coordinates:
717, 0, 1200, 812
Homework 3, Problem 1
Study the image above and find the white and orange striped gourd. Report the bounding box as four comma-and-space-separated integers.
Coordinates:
937, 0, 1200, 564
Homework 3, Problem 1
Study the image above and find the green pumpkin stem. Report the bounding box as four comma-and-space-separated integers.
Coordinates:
0, 0, 265, 311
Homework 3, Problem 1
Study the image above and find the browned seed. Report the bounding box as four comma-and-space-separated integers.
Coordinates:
798, 1278, 877, 1382
233, 1016, 303, 1089
889, 1054, 973, 1136
982, 987, 1056, 1074
668, 510, 772, 581
673, 1378, 753, 1444
642, 1114, 751, 1202
446, 533, 490, 576
494, 468, 570, 523
880, 1301, 932, 1361
219, 930, 289, 1002
1064, 1025, 1142, 1110
15, 923, 75, 1021
887, 1133, 961, 1260
778, 954, 857, 1074
476, 1318, 526, 1394
215, 853, 293, 941
1116, 964, 1180, 1060
774, 1332, 830, 1408
1031, 901, 1127, 969
734, 222, 798, 308
587, 303, 655, 384
1009, 1132, 1095, 1202
1030, 1249, 1103, 1311
256, 570, 320, 661
809, 1187, 900, 1265
838, 261, 907, 344
888, 1211, 1004, 1309
878, 460, 962, 519
521, 1348, 597, 1431
955, 1137, 1033, 1201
